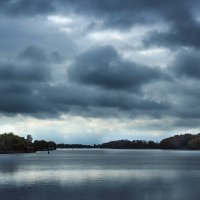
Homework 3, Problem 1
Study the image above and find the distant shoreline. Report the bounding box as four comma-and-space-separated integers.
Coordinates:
0, 149, 56, 154
1, 132, 200, 153
0, 150, 36, 154
1, 148, 200, 155
57, 147, 200, 150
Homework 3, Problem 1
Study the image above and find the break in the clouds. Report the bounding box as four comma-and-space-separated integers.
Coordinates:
0, 0, 200, 143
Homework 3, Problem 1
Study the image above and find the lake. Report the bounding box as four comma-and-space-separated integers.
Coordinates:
0, 149, 200, 200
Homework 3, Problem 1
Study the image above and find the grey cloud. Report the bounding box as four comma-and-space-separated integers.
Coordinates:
172, 118, 200, 128
0, 44, 200, 126
18, 46, 47, 63
171, 49, 200, 79
0, 46, 52, 115
0, 72, 168, 118
2, 0, 200, 139
171, 80, 200, 119
68, 46, 164, 91
0, 45, 179, 120
63, 0, 199, 49
155, 78, 200, 120
48, 84, 167, 110
144, 21, 200, 49
144, 2, 200, 49
2, 0, 200, 49
0, 16, 76, 61
0, 0, 196, 28
50, 51, 64, 64
18, 46, 64, 64
0, 62, 50, 82
0, 79, 48, 115
43, 83, 168, 118
0, 0, 55, 16
139, 61, 200, 121
0, 46, 51, 82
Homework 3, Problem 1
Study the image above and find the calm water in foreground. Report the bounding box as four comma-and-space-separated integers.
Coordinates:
1, 149, 200, 200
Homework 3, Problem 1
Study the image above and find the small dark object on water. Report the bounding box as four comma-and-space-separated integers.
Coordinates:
48, 151, 50, 154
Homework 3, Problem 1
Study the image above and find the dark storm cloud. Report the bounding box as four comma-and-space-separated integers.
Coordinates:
1, 0, 200, 49
0, 0, 195, 26
0, 44, 169, 118
0, 46, 51, 82
0, 87, 46, 115
68, 0, 200, 49
0, 44, 200, 124
142, 1, 200, 48
150, 48, 200, 120
43, 84, 168, 118
0, 0, 200, 126
68, 46, 165, 91
62, 0, 198, 30
144, 18, 200, 48
0, 44, 198, 121
0, 62, 49, 82
0, 75, 50, 116
0, 46, 52, 116
0, 81, 168, 118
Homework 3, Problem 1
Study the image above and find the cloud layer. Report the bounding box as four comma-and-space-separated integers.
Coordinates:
1, 0, 200, 142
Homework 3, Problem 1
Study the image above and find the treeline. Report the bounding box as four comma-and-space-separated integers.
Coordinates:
160, 133, 200, 150
100, 133, 200, 150
57, 133, 200, 150
100, 140, 159, 149
57, 140, 159, 149
33, 140, 57, 151
0, 133, 56, 153
2, 132, 200, 153
57, 143, 98, 149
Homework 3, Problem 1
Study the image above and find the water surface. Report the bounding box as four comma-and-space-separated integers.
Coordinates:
0, 149, 200, 200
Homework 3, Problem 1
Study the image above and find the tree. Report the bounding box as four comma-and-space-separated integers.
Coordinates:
0, 132, 32, 152
187, 137, 200, 150
26, 135, 33, 144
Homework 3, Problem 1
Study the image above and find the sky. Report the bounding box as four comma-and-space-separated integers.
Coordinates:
1, 0, 200, 144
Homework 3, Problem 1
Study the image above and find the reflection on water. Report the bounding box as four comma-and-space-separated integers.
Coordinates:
1, 150, 200, 200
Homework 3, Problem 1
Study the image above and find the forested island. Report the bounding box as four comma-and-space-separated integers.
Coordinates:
1, 132, 200, 154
